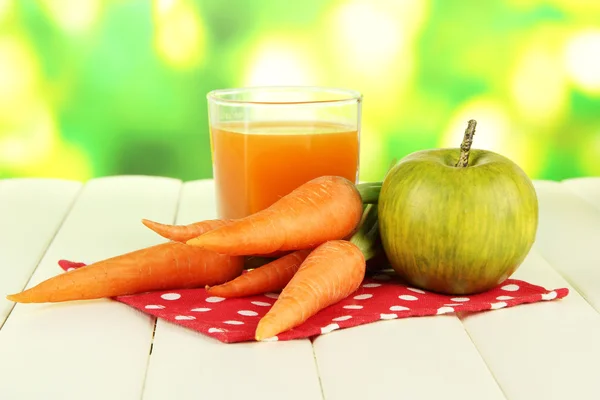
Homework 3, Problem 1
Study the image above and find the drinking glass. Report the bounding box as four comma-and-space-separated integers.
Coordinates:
207, 86, 362, 219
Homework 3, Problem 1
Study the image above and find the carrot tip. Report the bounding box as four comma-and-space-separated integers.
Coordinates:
255, 332, 276, 342
6, 294, 18, 302
255, 319, 279, 341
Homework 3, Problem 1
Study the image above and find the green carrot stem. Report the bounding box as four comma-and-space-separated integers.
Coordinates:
356, 182, 381, 204
349, 204, 381, 261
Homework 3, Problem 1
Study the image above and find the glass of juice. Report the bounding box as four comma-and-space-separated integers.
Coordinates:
207, 86, 362, 219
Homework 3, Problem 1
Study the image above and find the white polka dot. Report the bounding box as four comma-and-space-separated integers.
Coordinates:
450, 297, 470, 302
407, 287, 426, 294
223, 320, 244, 325
260, 336, 279, 342
175, 315, 195, 320
444, 303, 462, 306
161, 293, 181, 300
373, 274, 391, 281
237, 310, 259, 317
191, 307, 211, 312
264, 292, 279, 299
491, 302, 508, 309
66, 268, 76, 272
320, 323, 340, 334
380, 313, 398, 320
389, 305, 410, 311
399, 294, 418, 301
205, 296, 225, 303
362, 283, 381, 288
542, 291, 557, 300
496, 296, 514, 301
251, 301, 271, 307
353, 294, 373, 300
144, 305, 165, 310
437, 306, 455, 315
332, 315, 352, 322
501, 284, 520, 292
208, 327, 224, 333
343, 305, 363, 310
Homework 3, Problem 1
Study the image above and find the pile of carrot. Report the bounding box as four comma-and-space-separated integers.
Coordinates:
6, 175, 384, 341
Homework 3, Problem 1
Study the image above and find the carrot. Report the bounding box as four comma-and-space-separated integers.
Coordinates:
6, 242, 244, 303
142, 218, 290, 259
141, 218, 232, 243
254, 204, 381, 340
185, 176, 380, 256
205, 249, 312, 298
254, 240, 366, 340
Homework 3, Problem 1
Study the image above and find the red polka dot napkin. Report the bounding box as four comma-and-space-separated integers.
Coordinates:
58, 260, 568, 343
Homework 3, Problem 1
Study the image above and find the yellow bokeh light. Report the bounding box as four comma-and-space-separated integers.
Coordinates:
155, 0, 177, 14
0, 0, 11, 21
329, 2, 405, 71
0, 37, 38, 112
323, 0, 429, 124
39, 0, 101, 33
579, 131, 600, 176
439, 97, 542, 177
243, 36, 320, 86
565, 29, 600, 94
0, 101, 56, 168
21, 141, 92, 181
327, 0, 428, 70
0, 96, 92, 181
440, 99, 509, 152
153, 0, 206, 69
510, 46, 568, 125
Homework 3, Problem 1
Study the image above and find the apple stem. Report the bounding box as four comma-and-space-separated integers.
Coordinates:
455, 119, 477, 168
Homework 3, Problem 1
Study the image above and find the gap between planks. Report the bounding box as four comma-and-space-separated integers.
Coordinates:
535, 179, 600, 316
455, 314, 509, 400
139, 182, 185, 399
310, 339, 327, 400
0, 184, 84, 332
533, 251, 599, 317
140, 317, 159, 400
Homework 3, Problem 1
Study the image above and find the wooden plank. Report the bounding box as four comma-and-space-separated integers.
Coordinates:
0, 176, 181, 400
313, 307, 505, 399
144, 317, 323, 400
142, 180, 323, 400
0, 178, 81, 328
460, 250, 600, 400
561, 177, 600, 211
532, 180, 600, 313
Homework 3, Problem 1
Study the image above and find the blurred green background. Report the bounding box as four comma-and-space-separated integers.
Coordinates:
0, 0, 599, 183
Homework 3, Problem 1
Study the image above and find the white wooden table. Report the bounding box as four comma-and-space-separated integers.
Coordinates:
0, 176, 599, 400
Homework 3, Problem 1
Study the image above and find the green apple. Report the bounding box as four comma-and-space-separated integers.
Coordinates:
378, 120, 538, 295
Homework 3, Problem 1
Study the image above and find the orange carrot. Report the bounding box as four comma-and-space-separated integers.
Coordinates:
255, 203, 381, 340
185, 175, 369, 256
254, 240, 366, 340
141, 218, 232, 243
6, 242, 244, 303
142, 218, 291, 259
205, 249, 312, 298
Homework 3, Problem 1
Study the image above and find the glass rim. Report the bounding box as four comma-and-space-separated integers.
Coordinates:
206, 86, 362, 106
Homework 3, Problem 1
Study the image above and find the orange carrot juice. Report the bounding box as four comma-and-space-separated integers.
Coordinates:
211, 121, 360, 219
